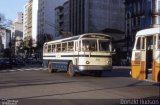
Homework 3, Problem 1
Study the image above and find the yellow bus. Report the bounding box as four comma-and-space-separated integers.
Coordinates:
131, 27, 160, 82
43, 33, 113, 76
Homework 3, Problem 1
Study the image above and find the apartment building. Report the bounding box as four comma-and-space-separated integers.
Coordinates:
0, 28, 11, 49
23, 0, 67, 47
11, 12, 24, 55
23, 0, 32, 39
55, 1, 70, 37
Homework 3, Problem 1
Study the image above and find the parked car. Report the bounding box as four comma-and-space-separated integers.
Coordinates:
12, 58, 25, 66
0, 58, 10, 69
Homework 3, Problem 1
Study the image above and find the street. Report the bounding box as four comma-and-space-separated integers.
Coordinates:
0, 66, 159, 105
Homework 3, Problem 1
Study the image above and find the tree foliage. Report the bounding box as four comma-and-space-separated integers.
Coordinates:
23, 36, 32, 48
37, 33, 52, 48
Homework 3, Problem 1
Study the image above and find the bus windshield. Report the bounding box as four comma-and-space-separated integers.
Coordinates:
82, 40, 97, 51
99, 40, 110, 51
82, 39, 110, 52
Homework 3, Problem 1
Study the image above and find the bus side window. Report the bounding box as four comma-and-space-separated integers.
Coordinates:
62, 43, 67, 52
56, 44, 61, 52
147, 36, 153, 50
44, 45, 48, 53
52, 44, 56, 52
68, 42, 74, 51
75, 41, 79, 51
141, 37, 145, 50
136, 37, 141, 50
48, 45, 52, 53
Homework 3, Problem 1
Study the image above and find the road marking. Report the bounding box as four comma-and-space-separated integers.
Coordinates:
0, 67, 48, 73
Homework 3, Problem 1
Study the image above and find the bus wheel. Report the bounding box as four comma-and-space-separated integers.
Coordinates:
48, 62, 55, 73
67, 62, 75, 77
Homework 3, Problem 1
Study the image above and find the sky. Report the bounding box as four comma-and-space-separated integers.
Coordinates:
0, 0, 67, 21
0, 0, 28, 20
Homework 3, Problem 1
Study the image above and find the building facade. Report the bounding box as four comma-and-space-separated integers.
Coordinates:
23, 0, 33, 39
12, 12, 24, 56
55, 0, 125, 38
69, 0, 125, 35
23, 0, 67, 47
125, 0, 160, 52
0, 28, 11, 49
55, 1, 70, 37
55, 6, 64, 37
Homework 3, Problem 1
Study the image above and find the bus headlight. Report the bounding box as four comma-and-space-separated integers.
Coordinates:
107, 61, 111, 64
86, 61, 90, 64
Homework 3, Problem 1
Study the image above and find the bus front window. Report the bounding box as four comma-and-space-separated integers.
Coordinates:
99, 40, 110, 51
82, 40, 97, 51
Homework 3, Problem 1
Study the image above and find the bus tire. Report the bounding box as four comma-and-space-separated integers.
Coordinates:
48, 62, 56, 73
67, 62, 75, 77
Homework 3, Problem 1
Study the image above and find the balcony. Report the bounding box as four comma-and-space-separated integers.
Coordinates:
152, 0, 160, 15
151, 9, 160, 15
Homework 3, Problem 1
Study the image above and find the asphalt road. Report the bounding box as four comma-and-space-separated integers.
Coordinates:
0, 66, 159, 105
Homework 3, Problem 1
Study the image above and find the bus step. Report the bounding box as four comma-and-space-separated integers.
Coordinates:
147, 74, 152, 80
148, 69, 152, 73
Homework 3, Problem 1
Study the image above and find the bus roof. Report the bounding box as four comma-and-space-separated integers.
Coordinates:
44, 33, 111, 45
136, 27, 160, 37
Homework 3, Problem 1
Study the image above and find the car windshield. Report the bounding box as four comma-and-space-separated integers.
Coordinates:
99, 40, 110, 51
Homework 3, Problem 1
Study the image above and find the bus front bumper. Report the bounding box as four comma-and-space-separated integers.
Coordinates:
76, 65, 112, 71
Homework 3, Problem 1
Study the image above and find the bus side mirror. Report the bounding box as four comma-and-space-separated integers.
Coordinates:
112, 49, 116, 54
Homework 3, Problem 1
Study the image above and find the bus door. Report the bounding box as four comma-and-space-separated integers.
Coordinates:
132, 37, 146, 80
152, 34, 160, 82
145, 35, 154, 80
75, 41, 80, 66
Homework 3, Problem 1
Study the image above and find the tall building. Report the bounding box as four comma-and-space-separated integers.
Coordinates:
23, 0, 33, 39
125, 0, 160, 52
11, 12, 24, 55
12, 12, 23, 40
0, 28, 11, 49
69, 0, 125, 35
55, 1, 70, 37
55, 0, 125, 38
55, 6, 64, 37
23, 0, 67, 47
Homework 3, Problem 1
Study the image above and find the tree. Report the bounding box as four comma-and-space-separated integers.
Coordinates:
37, 33, 52, 48
23, 36, 33, 57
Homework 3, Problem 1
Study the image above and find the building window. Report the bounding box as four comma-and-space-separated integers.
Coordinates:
138, 2, 141, 13
138, 17, 141, 25
134, 3, 137, 14
133, 18, 136, 26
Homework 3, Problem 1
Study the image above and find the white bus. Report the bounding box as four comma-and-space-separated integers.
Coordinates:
43, 33, 113, 76
131, 27, 160, 82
